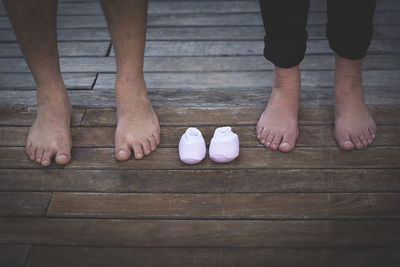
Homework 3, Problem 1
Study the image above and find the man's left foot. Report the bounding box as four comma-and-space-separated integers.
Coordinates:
114, 76, 160, 160
334, 56, 377, 150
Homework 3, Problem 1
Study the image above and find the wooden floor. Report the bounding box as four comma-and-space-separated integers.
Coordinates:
0, 0, 400, 266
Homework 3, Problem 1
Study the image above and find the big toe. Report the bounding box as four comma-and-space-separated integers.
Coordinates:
336, 134, 355, 151
279, 134, 297, 152
55, 143, 71, 165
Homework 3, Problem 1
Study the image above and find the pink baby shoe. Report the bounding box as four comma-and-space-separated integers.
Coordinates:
178, 127, 206, 164
209, 126, 239, 163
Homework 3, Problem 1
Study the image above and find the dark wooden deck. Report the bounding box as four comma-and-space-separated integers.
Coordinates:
0, 0, 400, 266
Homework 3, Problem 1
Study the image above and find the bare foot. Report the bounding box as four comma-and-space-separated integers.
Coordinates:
114, 75, 160, 160
334, 56, 376, 150
256, 65, 300, 152
26, 89, 72, 166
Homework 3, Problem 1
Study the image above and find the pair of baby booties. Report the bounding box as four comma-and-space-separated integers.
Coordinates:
178, 126, 239, 164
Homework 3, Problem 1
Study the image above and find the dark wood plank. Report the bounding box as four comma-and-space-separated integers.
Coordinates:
0, 73, 96, 90
1, 55, 400, 73
81, 107, 400, 126
1, 218, 400, 247
47, 192, 400, 219
0, 244, 30, 267
1, 147, 399, 169
0, 42, 110, 57
26, 247, 400, 267
0, 108, 85, 127
0, 169, 399, 193
1, 125, 399, 148
0, 192, 52, 216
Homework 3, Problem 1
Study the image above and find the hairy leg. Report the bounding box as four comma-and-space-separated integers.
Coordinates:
4, 0, 72, 166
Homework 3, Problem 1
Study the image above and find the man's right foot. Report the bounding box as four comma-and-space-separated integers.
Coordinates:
256, 65, 301, 152
26, 88, 72, 166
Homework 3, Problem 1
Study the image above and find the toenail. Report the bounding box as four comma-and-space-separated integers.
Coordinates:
344, 141, 352, 145
42, 160, 48, 165
57, 155, 67, 160
281, 142, 289, 148
117, 150, 127, 156
136, 154, 143, 158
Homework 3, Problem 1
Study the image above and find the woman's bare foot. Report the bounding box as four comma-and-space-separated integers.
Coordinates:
334, 56, 376, 150
26, 87, 72, 166
256, 65, 301, 152
114, 75, 160, 161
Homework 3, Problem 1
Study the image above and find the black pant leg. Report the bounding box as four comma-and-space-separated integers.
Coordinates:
259, 0, 310, 68
326, 0, 376, 60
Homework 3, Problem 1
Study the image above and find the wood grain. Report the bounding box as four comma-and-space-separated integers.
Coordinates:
1, 125, 399, 147
26, 247, 400, 267
1, 218, 399, 247
0, 192, 52, 216
0, 244, 30, 267
47, 192, 400, 219
0, 169, 399, 193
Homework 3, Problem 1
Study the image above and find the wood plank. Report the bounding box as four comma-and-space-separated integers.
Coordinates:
26, 247, 400, 267
0, 244, 30, 267
1, 125, 399, 148
110, 40, 400, 56
1, 20, 399, 41
1, 218, 400, 247
47, 192, 400, 219
2, 55, 399, 73
0, 108, 85, 127
0, 192, 52, 216
94, 70, 400, 90
0, 42, 109, 57
1, 1, 398, 15
2, 147, 400, 169
80, 106, 400, 127
0, 73, 96, 90
1, 87, 399, 108
1, 169, 399, 193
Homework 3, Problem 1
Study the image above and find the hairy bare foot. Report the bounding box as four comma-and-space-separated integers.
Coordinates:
114, 76, 160, 161
256, 65, 300, 152
334, 56, 376, 150
26, 89, 72, 166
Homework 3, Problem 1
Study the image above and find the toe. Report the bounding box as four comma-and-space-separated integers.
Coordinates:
132, 142, 144, 159
256, 125, 262, 139
369, 125, 377, 139
153, 133, 160, 145
264, 132, 274, 148
148, 136, 158, 151
260, 128, 270, 144
29, 146, 37, 161
115, 147, 131, 161
41, 147, 54, 167
279, 134, 296, 152
142, 140, 152, 156
35, 148, 44, 164
351, 135, 364, 150
335, 131, 355, 151
358, 133, 369, 147
55, 143, 71, 165
363, 130, 373, 144
270, 133, 283, 150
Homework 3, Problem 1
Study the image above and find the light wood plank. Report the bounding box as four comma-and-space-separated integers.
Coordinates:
2, 55, 399, 73
0, 73, 96, 90
0, 42, 109, 57
0, 192, 52, 216
1, 88, 399, 108
47, 192, 400, 219
1, 218, 400, 247
1, 1, 398, 15
26, 247, 400, 267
